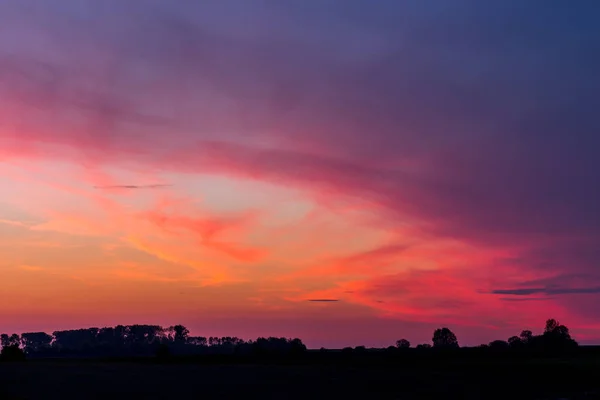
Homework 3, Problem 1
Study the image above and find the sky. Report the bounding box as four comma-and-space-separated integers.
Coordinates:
0, 0, 599, 348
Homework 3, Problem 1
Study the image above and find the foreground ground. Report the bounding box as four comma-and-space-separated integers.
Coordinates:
1, 357, 600, 399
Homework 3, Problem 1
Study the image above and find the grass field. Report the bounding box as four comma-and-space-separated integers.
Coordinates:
1, 358, 600, 399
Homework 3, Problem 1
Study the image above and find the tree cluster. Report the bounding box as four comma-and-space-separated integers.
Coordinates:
485, 318, 578, 352
392, 319, 577, 353
0, 324, 306, 360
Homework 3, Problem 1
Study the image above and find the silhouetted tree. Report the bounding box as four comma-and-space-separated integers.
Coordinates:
114, 325, 127, 345
416, 343, 431, 349
0, 334, 9, 348
520, 330, 533, 344
540, 318, 577, 350
354, 345, 366, 353
248, 337, 306, 356
52, 329, 99, 352
0, 344, 25, 362
508, 336, 522, 348
215, 336, 238, 354
172, 325, 190, 343
1, 334, 20, 348
544, 319, 560, 334
396, 339, 410, 349
127, 325, 161, 345
21, 332, 53, 354
432, 328, 459, 348
96, 327, 120, 351
289, 338, 307, 354
542, 319, 571, 340
187, 336, 207, 346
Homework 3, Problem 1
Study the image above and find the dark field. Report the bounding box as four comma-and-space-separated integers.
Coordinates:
2, 358, 600, 399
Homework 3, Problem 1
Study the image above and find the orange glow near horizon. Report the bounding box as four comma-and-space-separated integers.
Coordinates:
0, 155, 583, 348
1, 0, 599, 350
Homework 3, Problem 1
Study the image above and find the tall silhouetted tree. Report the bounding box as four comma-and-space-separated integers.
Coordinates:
544, 319, 560, 333
541, 318, 577, 350
432, 328, 459, 348
172, 325, 190, 343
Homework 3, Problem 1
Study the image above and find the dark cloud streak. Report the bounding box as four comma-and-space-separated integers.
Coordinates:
307, 299, 340, 302
493, 287, 600, 296
499, 297, 552, 302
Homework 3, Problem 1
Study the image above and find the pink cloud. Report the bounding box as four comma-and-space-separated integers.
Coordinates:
1, 0, 599, 346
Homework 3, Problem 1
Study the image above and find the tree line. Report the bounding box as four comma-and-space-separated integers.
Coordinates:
0, 324, 306, 361
389, 319, 577, 352
0, 318, 578, 362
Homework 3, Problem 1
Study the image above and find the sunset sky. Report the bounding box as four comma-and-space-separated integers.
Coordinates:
1, 0, 599, 348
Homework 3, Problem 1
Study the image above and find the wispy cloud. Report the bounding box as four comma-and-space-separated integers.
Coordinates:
0, 218, 38, 228
0, 0, 599, 345
93, 184, 172, 189
19, 265, 45, 272
139, 208, 267, 262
